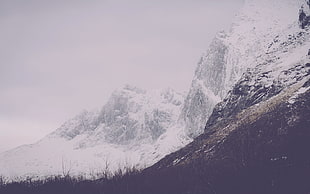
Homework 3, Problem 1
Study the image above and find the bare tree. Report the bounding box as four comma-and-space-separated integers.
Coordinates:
102, 159, 111, 179
0, 175, 4, 187
61, 157, 72, 178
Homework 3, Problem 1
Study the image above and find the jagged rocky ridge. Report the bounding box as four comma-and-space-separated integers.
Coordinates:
179, 0, 303, 138
50, 85, 184, 145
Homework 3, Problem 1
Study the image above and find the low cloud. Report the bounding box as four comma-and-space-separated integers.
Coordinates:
0, 0, 243, 151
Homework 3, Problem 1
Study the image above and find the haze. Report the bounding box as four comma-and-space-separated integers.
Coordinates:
0, 0, 243, 153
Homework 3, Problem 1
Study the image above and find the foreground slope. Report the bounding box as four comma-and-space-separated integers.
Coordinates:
142, 76, 310, 194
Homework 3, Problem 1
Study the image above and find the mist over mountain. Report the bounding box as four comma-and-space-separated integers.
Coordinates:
0, 86, 190, 178
0, 1, 309, 194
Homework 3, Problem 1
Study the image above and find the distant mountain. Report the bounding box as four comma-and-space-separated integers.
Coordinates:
0, 85, 189, 178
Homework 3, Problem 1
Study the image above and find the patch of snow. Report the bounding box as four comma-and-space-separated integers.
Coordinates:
288, 85, 310, 104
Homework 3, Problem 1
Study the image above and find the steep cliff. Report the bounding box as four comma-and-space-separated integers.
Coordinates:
180, 0, 303, 138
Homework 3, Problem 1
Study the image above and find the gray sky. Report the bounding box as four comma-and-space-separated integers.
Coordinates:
0, 0, 243, 153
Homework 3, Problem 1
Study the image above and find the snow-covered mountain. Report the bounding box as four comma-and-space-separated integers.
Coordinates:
0, 85, 189, 179
137, 1, 310, 193
50, 85, 184, 146
153, 0, 310, 171
179, 0, 304, 138
1, 0, 308, 180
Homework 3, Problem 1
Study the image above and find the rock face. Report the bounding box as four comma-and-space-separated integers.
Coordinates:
206, 28, 310, 131
299, 2, 310, 29
51, 85, 183, 146
179, 0, 303, 138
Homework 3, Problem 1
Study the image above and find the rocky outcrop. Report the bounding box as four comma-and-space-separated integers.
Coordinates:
206, 28, 310, 131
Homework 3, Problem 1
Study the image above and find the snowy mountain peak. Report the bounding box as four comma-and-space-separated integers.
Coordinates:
180, 0, 305, 138
49, 85, 184, 146
118, 84, 146, 94
49, 110, 99, 140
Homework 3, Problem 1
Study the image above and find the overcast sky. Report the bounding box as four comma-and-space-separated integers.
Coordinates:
0, 0, 243, 153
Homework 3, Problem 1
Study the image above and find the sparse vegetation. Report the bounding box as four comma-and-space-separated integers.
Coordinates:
0, 166, 141, 194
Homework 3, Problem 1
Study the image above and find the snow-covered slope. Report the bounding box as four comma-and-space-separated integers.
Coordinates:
0, 85, 189, 179
180, 0, 304, 138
